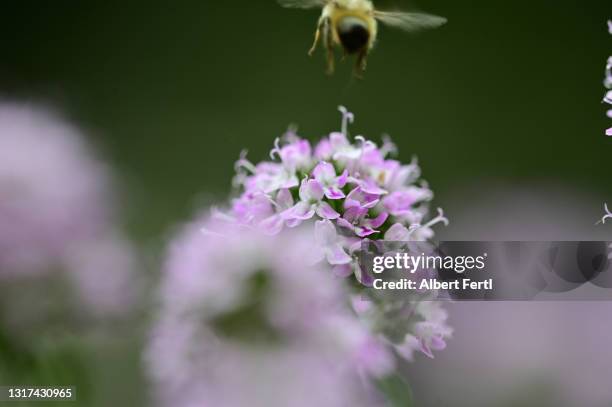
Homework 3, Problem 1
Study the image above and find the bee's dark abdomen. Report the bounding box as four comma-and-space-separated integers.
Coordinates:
338, 24, 369, 54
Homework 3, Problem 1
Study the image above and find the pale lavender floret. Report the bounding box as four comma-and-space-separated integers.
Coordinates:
393, 301, 453, 361
270, 132, 313, 172
597, 203, 612, 225
384, 223, 422, 241
232, 190, 275, 224
331, 133, 366, 164
259, 188, 295, 234
314, 138, 333, 160
339, 187, 385, 238
384, 208, 449, 241
353, 177, 388, 195
312, 161, 348, 199
382, 187, 433, 217
315, 219, 352, 266
379, 158, 422, 193
282, 178, 340, 227
236, 152, 299, 194
345, 186, 382, 212
338, 204, 388, 238
147, 218, 393, 407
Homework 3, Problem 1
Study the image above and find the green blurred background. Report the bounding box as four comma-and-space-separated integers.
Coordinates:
1, 0, 610, 242
0, 2, 610, 405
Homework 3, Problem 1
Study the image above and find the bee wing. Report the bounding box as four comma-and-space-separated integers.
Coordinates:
374, 11, 447, 32
277, 0, 328, 9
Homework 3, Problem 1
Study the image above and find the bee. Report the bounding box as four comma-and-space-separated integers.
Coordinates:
278, 0, 446, 76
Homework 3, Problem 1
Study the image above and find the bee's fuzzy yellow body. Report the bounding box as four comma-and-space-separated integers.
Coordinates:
278, 0, 447, 77
313, 0, 377, 75
321, 0, 378, 51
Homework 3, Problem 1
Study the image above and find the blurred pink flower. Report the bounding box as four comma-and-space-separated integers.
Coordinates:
147, 218, 393, 407
0, 105, 109, 274
0, 103, 139, 336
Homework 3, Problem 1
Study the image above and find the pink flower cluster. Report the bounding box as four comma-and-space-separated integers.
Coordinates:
148, 107, 453, 405
605, 20, 612, 136
230, 106, 448, 283
221, 106, 453, 361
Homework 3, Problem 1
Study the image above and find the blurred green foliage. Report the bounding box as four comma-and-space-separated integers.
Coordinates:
377, 373, 414, 406
1, 0, 610, 240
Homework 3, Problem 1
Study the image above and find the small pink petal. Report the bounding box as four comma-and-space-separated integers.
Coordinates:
283, 202, 315, 221
280, 176, 299, 190
344, 206, 367, 222
348, 238, 363, 254
312, 161, 336, 181
314, 139, 332, 159
384, 223, 411, 240
333, 264, 353, 277
336, 169, 349, 188
363, 198, 380, 209
429, 336, 447, 351
336, 217, 354, 230
299, 179, 324, 202
419, 339, 435, 359
345, 186, 361, 203
355, 226, 377, 237
325, 187, 345, 200
316, 202, 340, 219
360, 180, 387, 195
329, 132, 349, 149
367, 212, 388, 229
276, 188, 294, 209
326, 244, 352, 265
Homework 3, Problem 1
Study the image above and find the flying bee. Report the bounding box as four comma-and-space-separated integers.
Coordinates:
278, 0, 447, 76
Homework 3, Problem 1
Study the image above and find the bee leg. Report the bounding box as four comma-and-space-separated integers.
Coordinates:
354, 49, 368, 78
308, 27, 321, 56
322, 18, 335, 75
326, 46, 335, 75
